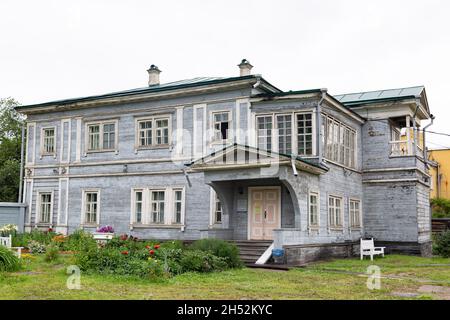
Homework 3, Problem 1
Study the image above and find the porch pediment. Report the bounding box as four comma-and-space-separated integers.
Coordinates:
188, 144, 328, 175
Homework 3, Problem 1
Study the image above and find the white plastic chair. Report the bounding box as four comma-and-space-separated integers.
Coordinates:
360, 238, 385, 261
0, 235, 23, 258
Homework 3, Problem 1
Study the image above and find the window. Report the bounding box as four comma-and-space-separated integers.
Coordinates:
349, 199, 361, 229
309, 192, 319, 228
256, 112, 315, 156
151, 191, 165, 224
133, 190, 144, 224
83, 190, 99, 225
38, 192, 52, 224
136, 116, 170, 148
214, 194, 222, 224
257, 115, 272, 151
41, 127, 55, 155
173, 189, 183, 224
322, 114, 356, 168
156, 119, 169, 145
328, 196, 343, 229
212, 112, 231, 142
86, 121, 117, 152
297, 114, 313, 156
277, 115, 292, 155
130, 188, 185, 226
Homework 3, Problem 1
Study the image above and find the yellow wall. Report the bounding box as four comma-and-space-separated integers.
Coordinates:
429, 149, 450, 199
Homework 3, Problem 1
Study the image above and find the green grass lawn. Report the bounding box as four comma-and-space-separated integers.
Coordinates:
0, 254, 449, 300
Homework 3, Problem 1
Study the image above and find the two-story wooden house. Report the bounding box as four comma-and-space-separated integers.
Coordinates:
16, 60, 433, 264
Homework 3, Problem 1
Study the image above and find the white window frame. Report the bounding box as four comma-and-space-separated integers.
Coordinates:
254, 111, 316, 157
308, 191, 320, 230
150, 189, 166, 224
81, 189, 101, 226
349, 198, 362, 230
296, 112, 315, 156
36, 190, 54, 225
256, 114, 274, 151
172, 188, 185, 225
328, 195, 343, 230
322, 113, 357, 169
130, 187, 185, 227
210, 110, 232, 144
209, 187, 223, 227
135, 115, 172, 150
40, 126, 57, 157
84, 120, 119, 154
131, 189, 145, 225
276, 114, 293, 155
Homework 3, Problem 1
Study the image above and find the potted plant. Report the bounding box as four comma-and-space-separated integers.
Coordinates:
92, 225, 114, 242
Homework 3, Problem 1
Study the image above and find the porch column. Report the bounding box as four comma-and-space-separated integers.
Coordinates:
406, 115, 412, 155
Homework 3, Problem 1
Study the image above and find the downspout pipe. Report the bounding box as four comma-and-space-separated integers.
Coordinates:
422, 114, 435, 165
317, 89, 327, 164
18, 125, 25, 203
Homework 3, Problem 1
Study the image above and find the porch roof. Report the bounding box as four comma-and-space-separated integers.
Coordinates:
187, 143, 329, 175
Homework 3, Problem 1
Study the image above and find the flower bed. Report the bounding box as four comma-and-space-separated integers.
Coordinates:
8, 230, 242, 278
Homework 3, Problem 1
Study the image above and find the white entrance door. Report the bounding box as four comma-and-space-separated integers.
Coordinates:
248, 187, 281, 240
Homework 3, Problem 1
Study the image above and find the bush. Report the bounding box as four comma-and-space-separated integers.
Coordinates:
27, 240, 46, 254
433, 230, 450, 258
179, 250, 228, 273
189, 239, 242, 268
12, 229, 57, 248
431, 198, 450, 218
75, 247, 165, 278
44, 244, 60, 262
0, 246, 21, 272
60, 230, 97, 252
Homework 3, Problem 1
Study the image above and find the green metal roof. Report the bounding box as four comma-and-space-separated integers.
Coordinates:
16, 75, 282, 110
334, 86, 425, 107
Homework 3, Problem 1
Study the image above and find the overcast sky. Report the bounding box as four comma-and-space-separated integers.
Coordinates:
1, 0, 449, 148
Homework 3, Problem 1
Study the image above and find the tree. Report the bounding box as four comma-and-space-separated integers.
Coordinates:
0, 97, 23, 202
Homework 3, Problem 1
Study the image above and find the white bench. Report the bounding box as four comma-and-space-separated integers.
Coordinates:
0, 235, 23, 259
360, 238, 385, 261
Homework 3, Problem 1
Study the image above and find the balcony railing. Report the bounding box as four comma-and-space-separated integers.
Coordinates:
390, 140, 424, 157
390, 140, 409, 156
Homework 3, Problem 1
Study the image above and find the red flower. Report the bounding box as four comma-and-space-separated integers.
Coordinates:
154, 244, 160, 249
48, 228, 53, 232
121, 250, 129, 255
149, 250, 155, 255
145, 245, 151, 249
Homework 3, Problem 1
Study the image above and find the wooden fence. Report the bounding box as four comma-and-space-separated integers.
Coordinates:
432, 218, 450, 234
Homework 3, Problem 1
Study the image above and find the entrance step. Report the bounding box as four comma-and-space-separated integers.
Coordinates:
230, 240, 274, 266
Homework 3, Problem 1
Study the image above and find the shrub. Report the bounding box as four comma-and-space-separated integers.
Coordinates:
60, 229, 96, 252
431, 198, 450, 218
189, 239, 242, 268
44, 244, 60, 262
12, 229, 56, 248
0, 246, 21, 272
154, 248, 184, 274
75, 247, 165, 278
433, 230, 450, 258
27, 240, 46, 254
179, 250, 228, 273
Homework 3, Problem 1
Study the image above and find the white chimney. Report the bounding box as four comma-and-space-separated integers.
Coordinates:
238, 59, 253, 76
147, 64, 161, 86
